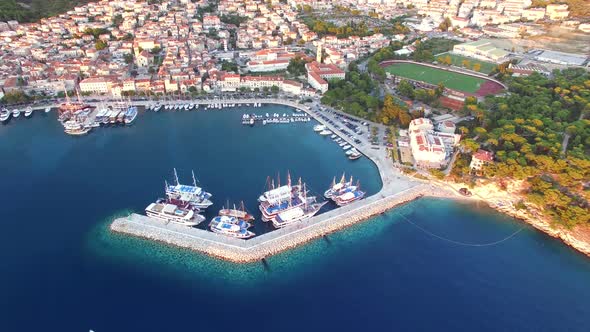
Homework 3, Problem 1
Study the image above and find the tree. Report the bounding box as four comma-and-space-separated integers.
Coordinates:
271, 85, 280, 94
112, 14, 123, 27
473, 63, 481, 72
461, 59, 470, 68
397, 80, 415, 99
438, 17, 452, 31
123, 53, 134, 65
95, 40, 108, 50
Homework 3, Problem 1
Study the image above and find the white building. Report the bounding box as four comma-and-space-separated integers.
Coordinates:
409, 118, 461, 169
79, 77, 112, 94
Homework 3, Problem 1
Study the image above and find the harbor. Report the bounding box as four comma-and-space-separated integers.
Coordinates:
109, 97, 427, 262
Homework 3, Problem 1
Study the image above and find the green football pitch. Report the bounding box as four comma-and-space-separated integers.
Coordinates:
385, 63, 486, 93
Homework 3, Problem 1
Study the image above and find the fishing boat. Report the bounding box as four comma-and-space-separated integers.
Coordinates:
219, 201, 255, 221
165, 169, 213, 209
12, 109, 21, 118
145, 202, 205, 226
209, 216, 255, 238
124, 106, 138, 125
0, 108, 10, 122
273, 184, 327, 228
63, 120, 91, 136
24, 106, 33, 118
258, 173, 307, 222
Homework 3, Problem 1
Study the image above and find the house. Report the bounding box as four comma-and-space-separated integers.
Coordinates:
470, 149, 494, 172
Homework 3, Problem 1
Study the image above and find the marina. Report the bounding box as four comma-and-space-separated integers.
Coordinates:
110, 97, 420, 262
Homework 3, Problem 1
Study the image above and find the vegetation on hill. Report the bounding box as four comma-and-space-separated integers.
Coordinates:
454, 68, 590, 226
0, 0, 94, 23
530, 0, 590, 18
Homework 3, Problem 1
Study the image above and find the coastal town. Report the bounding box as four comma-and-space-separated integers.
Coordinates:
0, 0, 589, 260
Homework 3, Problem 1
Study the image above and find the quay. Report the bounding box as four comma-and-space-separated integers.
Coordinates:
110, 97, 436, 263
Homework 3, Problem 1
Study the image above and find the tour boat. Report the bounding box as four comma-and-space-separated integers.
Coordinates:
273, 185, 327, 228
209, 216, 255, 238
313, 124, 326, 132
145, 202, 205, 226
258, 173, 309, 222
165, 168, 213, 209
124, 106, 138, 125
332, 181, 366, 206
219, 201, 255, 221
0, 108, 10, 122
12, 109, 21, 118
324, 174, 354, 199
24, 106, 33, 118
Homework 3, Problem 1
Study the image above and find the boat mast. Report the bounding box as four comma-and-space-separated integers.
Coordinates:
340, 172, 345, 184
173, 168, 180, 185
287, 171, 291, 187
277, 171, 280, 188
192, 170, 198, 187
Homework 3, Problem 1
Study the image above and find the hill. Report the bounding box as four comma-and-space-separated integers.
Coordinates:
0, 0, 94, 23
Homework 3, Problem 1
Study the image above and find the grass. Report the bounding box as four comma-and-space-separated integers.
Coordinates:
436, 52, 497, 74
385, 63, 486, 93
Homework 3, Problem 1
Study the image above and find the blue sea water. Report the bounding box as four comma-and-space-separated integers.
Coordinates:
1, 108, 590, 332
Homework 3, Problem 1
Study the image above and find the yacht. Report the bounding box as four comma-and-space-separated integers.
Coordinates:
319, 130, 332, 136
24, 106, 33, 118
124, 106, 138, 125
12, 109, 21, 118
0, 108, 11, 122
313, 124, 326, 132
145, 202, 205, 226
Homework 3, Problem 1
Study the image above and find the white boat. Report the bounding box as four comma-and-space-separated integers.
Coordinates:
44, 107, 52, 113
124, 106, 138, 125
319, 130, 332, 136
145, 202, 205, 226
0, 108, 10, 122
342, 145, 351, 150
12, 109, 20, 118
272, 185, 326, 228
24, 106, 33, 117
331, 134, 337, 139
165, 169, 213, 209
63, 120, 91, 136
210, 219, 255, 238
313, 124, 326, 132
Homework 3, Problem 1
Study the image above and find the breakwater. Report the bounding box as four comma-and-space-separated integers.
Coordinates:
111, 184, 433, 263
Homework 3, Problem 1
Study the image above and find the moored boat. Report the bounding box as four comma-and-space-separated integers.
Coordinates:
165, 169, 213, 209
209, 215, 255, 238
0, 108, 10, 122
12, 109, 21, 118
24, 106, 33, 118
219, 201, 255, 221
313, 124, 326, 132
145, 202, 205, 226
63, 120, 91, 136
273, 184, 326, 228
124, 106, 138, 125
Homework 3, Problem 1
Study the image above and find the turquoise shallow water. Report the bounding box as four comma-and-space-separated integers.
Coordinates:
1, 109, 590, 331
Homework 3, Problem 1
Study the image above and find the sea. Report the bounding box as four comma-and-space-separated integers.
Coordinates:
1, 106, 590, 332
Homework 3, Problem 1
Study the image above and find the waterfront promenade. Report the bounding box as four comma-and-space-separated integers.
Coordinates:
109, 97, 433, 262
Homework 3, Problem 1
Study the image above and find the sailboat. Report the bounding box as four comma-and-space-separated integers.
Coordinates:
219, 201, 255, 221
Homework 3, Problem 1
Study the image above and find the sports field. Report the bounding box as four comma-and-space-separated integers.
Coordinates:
385, 63, 486, 93
436, 52, 497, 74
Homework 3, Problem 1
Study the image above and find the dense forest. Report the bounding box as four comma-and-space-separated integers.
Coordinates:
454, 69, 590, 227
0, 0, 93, 23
